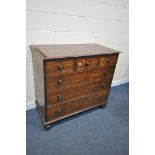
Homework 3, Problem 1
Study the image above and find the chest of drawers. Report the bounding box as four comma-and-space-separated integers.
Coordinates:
31, 44, 120, 129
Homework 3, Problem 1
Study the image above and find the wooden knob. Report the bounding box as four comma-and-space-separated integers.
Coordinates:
101, 84, 105, 88
103, 69, 109, 76
78, 62, 82, 66
57, 80, 63, 85
103, 72, 107, 76
107, 59, 111, 64
46, 75, 51, 79
58, 65, 64, 71
85, 62, 90, 66
57, 108, 61, 114
47, 90, 51, 94
57, 95, 62, 101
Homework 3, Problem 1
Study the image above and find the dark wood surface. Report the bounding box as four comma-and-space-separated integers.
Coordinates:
99, 54, 118, 68
45, 59, 74, 75
31, 44, 119, 128
45, 67, 115, 91
76, 57, 98, 71
31, 44, 120, 59
32, 49, 46, 119
47, 90, 108, 121
46, 78, 111, 106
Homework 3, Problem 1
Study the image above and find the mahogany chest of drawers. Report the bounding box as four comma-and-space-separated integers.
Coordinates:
31, 44, 119, 129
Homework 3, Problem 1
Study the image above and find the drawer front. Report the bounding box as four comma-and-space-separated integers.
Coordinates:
46, 79, 111, 106
99, 54, 118, 68
45, 67, 115, 91
45, 59, 73, 75
47, 90, 107, 121
76, 57, 98, 71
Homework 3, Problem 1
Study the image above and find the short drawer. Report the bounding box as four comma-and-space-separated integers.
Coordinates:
76, 57, 98, 71
45, 59, 73, 75
99, 54, 118, 68
46, 79, 111, 106
45, 67, 115, 91
47, 90, 107, 121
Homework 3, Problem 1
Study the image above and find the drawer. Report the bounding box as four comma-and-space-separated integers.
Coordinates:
47, 90, 107, 121
46, 79, 111, 106
45, 59, 73, 75
76, 57, 98, 71
45, 67, 115, 91
99, 54, 118, 68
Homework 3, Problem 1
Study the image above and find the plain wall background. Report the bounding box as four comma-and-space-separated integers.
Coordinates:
26, 0, 129, 107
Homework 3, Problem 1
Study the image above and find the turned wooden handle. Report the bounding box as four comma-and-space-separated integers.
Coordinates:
107, 59, 111, 64
103, 69, 109, 76
57, 95, 62, 101
103, 72, 107, 76
101, 83, 105, 88
47, 90, 51, 94
57, 80, 63, 85
85, 62, 90, 66
46, 75, 51, 79
58, 65, 64, 71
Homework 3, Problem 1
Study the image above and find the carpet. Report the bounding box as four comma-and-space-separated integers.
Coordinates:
26, 83, 129, 155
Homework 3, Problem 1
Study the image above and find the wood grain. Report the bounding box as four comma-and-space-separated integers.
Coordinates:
76, 57, 98, 71
45, 66, 115, 91
99, 54, 118, 68
31, 44, 120, 128
47, 90, 108, 121
46, 78, 111, 106
31, 44, 120, 59
45, 59, 73, 75
31, 49, 46, 119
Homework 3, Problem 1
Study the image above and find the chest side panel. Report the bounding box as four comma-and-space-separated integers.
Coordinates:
32, 50, 46, 120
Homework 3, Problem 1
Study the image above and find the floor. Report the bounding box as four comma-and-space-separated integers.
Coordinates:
26, 83, 129, 155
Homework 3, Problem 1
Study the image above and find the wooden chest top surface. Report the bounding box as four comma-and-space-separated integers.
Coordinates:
30, 43, 120, 59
